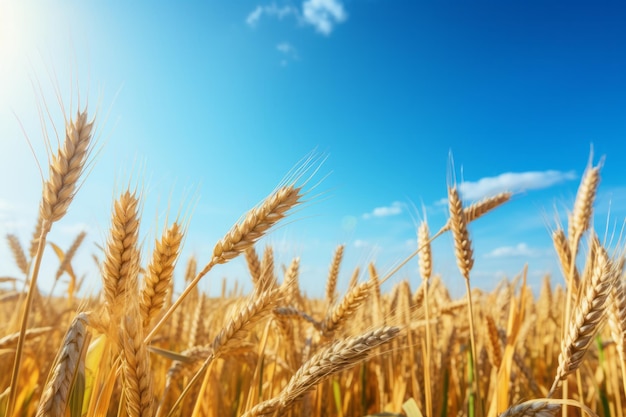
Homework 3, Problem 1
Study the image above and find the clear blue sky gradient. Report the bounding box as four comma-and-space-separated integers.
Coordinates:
1, 1, 625, 297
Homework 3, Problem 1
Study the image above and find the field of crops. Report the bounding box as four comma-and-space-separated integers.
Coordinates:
1, 108, 624, 417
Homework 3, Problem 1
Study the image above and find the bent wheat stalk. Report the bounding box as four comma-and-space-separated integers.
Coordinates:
145, 184, 303, 344
549, 237, 614, 397
241, 326, 401, 417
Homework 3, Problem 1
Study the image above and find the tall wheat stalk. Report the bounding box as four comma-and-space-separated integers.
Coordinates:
448, 186, 482, 417
7, 109, 94, 417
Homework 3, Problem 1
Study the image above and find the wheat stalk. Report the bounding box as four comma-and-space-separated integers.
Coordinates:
8, 109, 94, 417
145, 184, 303, 344
28, 215, 44, 259
164, 286, 284, 417
549, 236, 614, 396
448, 186, 482, 417
241, 326, 400, 417
417, 220, 433, 417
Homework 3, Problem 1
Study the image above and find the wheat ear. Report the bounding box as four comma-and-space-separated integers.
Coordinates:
258, 245, 276, 291
212, 185, 302, 264
121, 312, 155, 417
553, 228, 579, 289
568, 164, 600, 250
54, 231, 87, 281
0, 327, 52, 349
39, 110, 94, 224
102, 190, 141, 322
606, 260, 626, 394
8, 110, 94, 417
281, 257, 302, 307
498, 400, 560, 417
35, 313, 90, 417
242, 326, 400, 417
321, 280, 372, 336
165, 286, 283, 417
325, 244, 344, 306
140, 222, 183, 330
6, 234, 28, 275
440, 192, 512, 233
145, 184, 303, 344
245, 246, 262, 285
549, 237, 613, 396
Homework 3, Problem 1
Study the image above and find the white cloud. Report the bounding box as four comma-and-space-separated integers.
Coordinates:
276, 42, 299, 66
246, 0, 347, 35
354, 239, 369, 248
363, 201, 404, 219
485, 243, 536, 258
458, 170, 577, 201
246, 4, 298, 27
277, 42, 295, 54
302, 0, 347, 35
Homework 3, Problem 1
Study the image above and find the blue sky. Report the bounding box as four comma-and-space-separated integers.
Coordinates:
0, 0, 625, 298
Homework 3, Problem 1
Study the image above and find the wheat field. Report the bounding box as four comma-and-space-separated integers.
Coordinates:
1, 108, 625, 417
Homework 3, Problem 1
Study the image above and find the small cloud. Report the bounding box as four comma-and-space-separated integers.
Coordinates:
246, 1, 347, 35
246, 6, 263, 26
246, 4, 298, 27
458, 170, 577, 201
276, 42, 299, 66
485, 243, 536, 258
302, 0, 347, 35
363, 201, 404, 219
277, 42, 295, 54
354, 239, 369, 248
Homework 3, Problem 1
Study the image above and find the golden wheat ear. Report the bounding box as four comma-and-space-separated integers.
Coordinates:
140, 222, 184, 330
549, 236, 615, 397
35, 313, 90, 417
567, 162, 601, 251
241, 326, 400, 417
6, 234, 29, 276
40, 110, 95, 226
121, 311, 155, 417
498, 400, 560, 417
145, 181, 306, 344
325, 244, 345, 307
440, 191, 512, 233
101, 190, 141, 324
